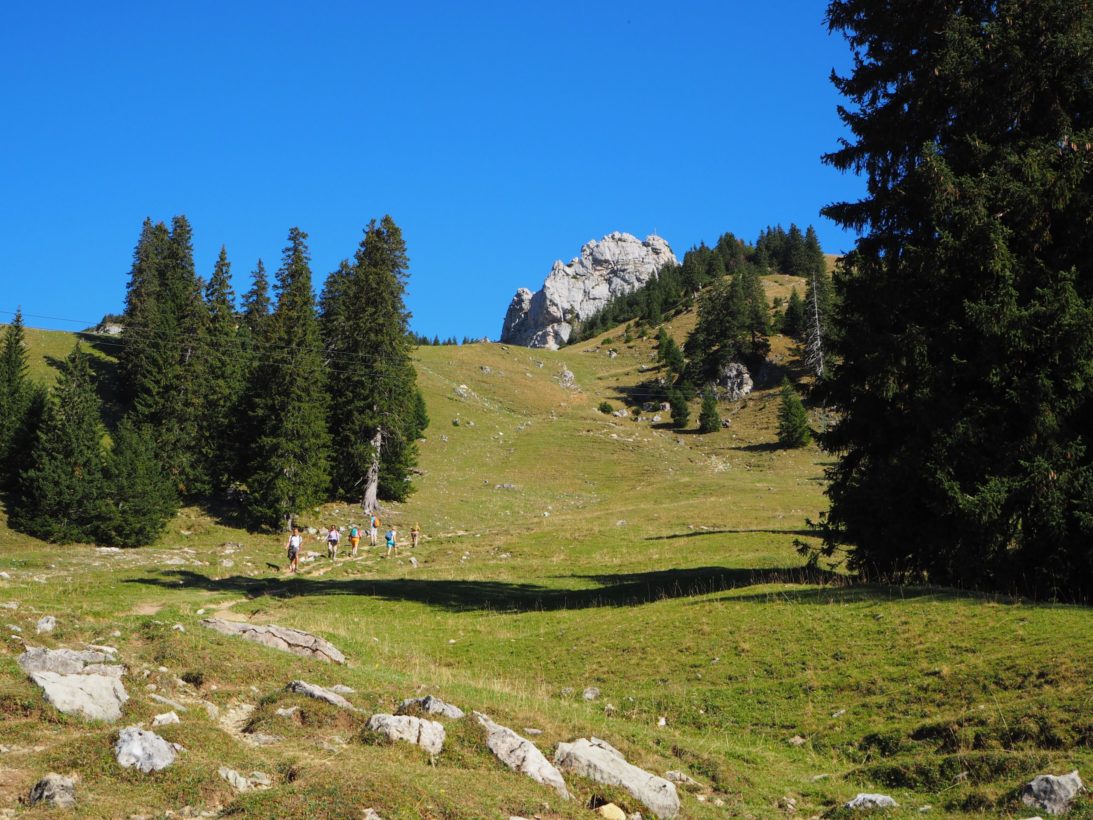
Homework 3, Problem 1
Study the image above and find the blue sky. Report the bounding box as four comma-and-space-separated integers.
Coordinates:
1, 1, 863, 341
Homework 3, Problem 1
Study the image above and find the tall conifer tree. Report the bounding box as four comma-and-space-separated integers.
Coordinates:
320, 216, 422, 510
0, 309, 31, 475
819, 0, 1093, 597
201, 246, 243, 491
10, 345, 106, 542
242, 228, 330, 529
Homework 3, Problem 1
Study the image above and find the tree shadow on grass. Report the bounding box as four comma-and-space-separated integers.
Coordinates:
125, 565, 849, 613
646, 528, 818, 540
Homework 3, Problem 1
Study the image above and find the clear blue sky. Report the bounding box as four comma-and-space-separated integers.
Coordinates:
1, 1, 863, 341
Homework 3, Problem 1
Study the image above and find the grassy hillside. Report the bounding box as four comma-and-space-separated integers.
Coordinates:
0, 306, 1089, 818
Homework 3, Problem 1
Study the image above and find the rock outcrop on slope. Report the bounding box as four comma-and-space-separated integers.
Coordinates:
501, 232, 678, 349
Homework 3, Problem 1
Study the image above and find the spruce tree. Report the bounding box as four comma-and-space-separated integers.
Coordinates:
118, 219, 170, 405
783, 288, 806, 339
10, 344, 106, 542
0, 309, 31, 476
698, 388, 721, 434
242, 228, 331, 529
320, 216, 422, 510
668, 388, 690, 429
777, 379, 811, 447
819, 0, 1093, 597
201, 246, 244, 492
96, 419, 177, 547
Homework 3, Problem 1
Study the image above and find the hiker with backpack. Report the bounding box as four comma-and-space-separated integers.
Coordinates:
286, 527, 302, 574
385, 527, 398, 558
349, 524, 361, 556
326, 525, 341, 560
410, 523, 421, 549
369, 513, 380, 546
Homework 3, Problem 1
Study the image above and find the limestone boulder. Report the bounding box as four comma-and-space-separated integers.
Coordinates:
28, 773, 77, 808
472, 711, 569, 799
1021, 771, 1084, 815
365, 713, 445, 755
114, 727, 176, 772
845, 793, 898, 810
30, 671, 128, 722
285, 680, 359, 712
501, 233, 678, 349
554, 737, 678, 818
201, 618, 345, 663
715, 362, 753, 401
18, 646, 119, 676
397, 694, 465, 720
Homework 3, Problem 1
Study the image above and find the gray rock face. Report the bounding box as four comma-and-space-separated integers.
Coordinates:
114, 727, 176, 772
473, 712, 569, 798
28, 773, 77, 808
36, 615, 56, 634
365, 713, 445, 755
219, 766, 272, 793
1021, 771, 1084, 815
501, 233, 678, 349
397, 695, 465, 720
18, 646, 119, 675
30, 671, 129, 722
554, 737, 679, 818
715, 362, 753, 401
201, 618, 345, 664
845, 793, 899, 810
285, 680, 359, 711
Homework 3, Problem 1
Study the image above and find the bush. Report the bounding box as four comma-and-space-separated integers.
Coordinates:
668, 389, 690, 429
698, 389, 721, 433
598, 401, 615, 414
777, 379, 811, 447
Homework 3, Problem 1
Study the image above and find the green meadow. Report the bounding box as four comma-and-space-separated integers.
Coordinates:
1, 310, 1090, 818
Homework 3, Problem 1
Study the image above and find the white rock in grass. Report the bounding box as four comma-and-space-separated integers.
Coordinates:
286, 680, 358, 712
365, 713, 445, 755
554, 737, 679, 819
36, 616, 56, 634
201, 618, 346, 664
218, 767, 272, 793
1021, 771, 1084, 816
30, 672, 129, 722
397, 695, 465, 720
152, 711, 180, 727
472, 711, 569, 798
114, 727, 176, 772
845, 794, 898, 810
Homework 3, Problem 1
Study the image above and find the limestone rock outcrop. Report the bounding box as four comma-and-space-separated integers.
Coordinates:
19, 646, 128, 722
554, 736, 679, 818
365, 714, 445, 755
201, 618, 346, 664
501, 232, 678, 349
472, 711, 570, 798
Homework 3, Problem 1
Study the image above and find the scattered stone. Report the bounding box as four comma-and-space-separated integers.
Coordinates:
778, 796, 797, 813
1021, 771, 1083, 815
664, 771, 701, 791
409, 556, 419, 568
583, 686, 601, 701
1, 601, 17, 609
554, 737, 679, 818
28, 773, 77, 808
715, 362, 753, 401
454, 384, 472, 399
524, 727, 543, 735
472, 711, 569, 798
0, 572, 10, 580
604, 703, 616, 716
656, 716, 666, 727
218, 767, 272, 793
365, 714, 445, 755
845, 794, 898, 810
787, 735, 807, 746
831, 709, 846, 718
397, 694, 465, 720
286, 680, 359, 711
201, 619, 346, 664
114, 727, 177, 772
149, 694, 187, 712
560, 687, 575, 698
597, 804, 626, 820
558, 368, 578, 389
613, 408, 629, 418
36, 615, 57, 634
152, 711, 180, 727
18, 646, 119, 675
362, 810, 383, 820
331, 684, 355, 694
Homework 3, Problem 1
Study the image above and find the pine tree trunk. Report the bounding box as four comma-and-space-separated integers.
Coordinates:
805, 269, 825, 378
361, 428, 382, 513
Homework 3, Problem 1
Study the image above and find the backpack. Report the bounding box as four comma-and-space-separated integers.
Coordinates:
372, 516, 381, 528
385, 530, 394, 542
350, 527, 358, 538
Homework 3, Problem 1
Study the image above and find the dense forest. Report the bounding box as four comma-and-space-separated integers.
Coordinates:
0, 216, 426, 545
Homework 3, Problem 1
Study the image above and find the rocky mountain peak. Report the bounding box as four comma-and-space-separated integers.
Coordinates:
500, 232, 678, 349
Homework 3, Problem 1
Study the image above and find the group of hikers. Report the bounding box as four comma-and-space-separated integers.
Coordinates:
285, 516, 421, 574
